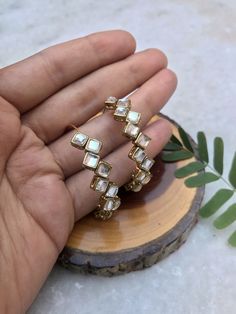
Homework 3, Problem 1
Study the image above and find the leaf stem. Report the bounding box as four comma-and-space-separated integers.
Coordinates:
165, 137, 236, 193
203, 162, 236, 193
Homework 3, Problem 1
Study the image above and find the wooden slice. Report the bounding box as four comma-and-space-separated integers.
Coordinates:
59, 115, 205, 276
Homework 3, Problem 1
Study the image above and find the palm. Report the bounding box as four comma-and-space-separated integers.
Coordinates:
0, 30, 176, 312
5, 118, 74, 251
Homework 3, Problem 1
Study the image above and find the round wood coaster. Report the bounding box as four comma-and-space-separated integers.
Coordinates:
59, 115, 205, 276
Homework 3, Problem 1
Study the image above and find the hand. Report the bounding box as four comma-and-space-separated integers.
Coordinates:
0, 30, 177, 313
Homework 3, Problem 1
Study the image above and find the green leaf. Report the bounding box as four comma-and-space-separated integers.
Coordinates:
175, 161, 206, 178
213, 137, 224, 175
178, 127, 194, 152
214, 203, 236, 229
199, 189, 234, 218
161, 150, 194, 162
163, 142, 182, 151
197, 132, 209, 163
185, 172, 219, 188
170, 134, 183, 147
228, 231, 236, 247
229, 152, 236, 189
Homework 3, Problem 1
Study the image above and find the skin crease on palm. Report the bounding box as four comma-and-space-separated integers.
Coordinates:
0, 30, 177, 313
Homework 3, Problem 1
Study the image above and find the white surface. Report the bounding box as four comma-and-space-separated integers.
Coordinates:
1, 1, 236, 313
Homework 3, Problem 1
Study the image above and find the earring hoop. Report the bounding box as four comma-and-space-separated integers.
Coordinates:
70, 125, 120, 220
104, 97, 155, 192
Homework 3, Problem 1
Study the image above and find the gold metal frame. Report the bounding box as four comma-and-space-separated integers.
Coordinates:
104, 97, 155, 192
70, 125, 120, 220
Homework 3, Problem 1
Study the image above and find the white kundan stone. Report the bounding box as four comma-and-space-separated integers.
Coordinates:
115, 105, 129, 117
85, 138, 102, 154
134, 148, 146, 163
135, 133, 151, 149
106, 184, 118, 197
117, 99, 130, 108
142, 174, 152, 184
83, 152, 100, 169
95, 177, 109, 193
136, 170, 147, 182
104, 197, 121, 211
106, 96, 117, 103
96, 161, 111, 178
104, 199, 115, 211
126, 111, 141, 124
141, 157, 155, 171
71, 132, 88, 147
124, 123, 140, 139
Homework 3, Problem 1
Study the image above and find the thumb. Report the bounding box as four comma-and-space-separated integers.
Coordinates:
0, 96, 21, 175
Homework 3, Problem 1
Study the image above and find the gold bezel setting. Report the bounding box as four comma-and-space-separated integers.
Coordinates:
85, 138, 102, 154
70, 129, 121, 220
134, 132, 151, 149
71, 132, 89, 149
90, 176, 109, 193
126, 110, 141, 125
95, 161, 112, 178
83, 152, 100, 170
123, 122, 140, 139
104, 96, 155, 193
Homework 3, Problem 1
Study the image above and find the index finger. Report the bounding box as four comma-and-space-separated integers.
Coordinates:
0, 30, 136, 113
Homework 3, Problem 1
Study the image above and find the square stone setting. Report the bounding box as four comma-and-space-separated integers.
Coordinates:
117, 99, 131, 109
71, 132, 88, 149
114, 105, 129, 121
126, 111, 141, 125
129, 147, 146, 163
135, 132, 151, 149
95, 161, 112, 178
140, 157, 155, 171
123, 122, 140, 139
135, 169, 152, 184
142, 173, 152, 184
85, 138, 102, 154
101, 196, 121, 211
83, 152, 100, 169
105, 96, 117, 104
91, 176, 109, 193
135, 169, 146, 182
105, 96, 117, 110
105, 183, 119, 198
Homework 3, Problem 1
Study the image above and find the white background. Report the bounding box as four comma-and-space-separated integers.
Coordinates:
1, 1, 236, 313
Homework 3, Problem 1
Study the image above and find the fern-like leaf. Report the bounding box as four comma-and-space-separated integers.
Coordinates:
175, 161, 205, 178
161, 150, 194, 162
162, 127, 236, 247
185, 172, 219, 188
229, 153, 236, 189
214, 203, 236, 229
197, 132, 209, 163
178, 127, 194, 153
163, 142, 182, 151
170, 134, 183, 147
199, 189, 234, 218
214, 137, 224, 175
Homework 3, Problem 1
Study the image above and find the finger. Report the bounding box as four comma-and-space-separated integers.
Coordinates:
22, 48, 168, 143
0, 30, 136, 113
66, 118, 172, 220
49, 68, 177, 178
0, 97, 21, 175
